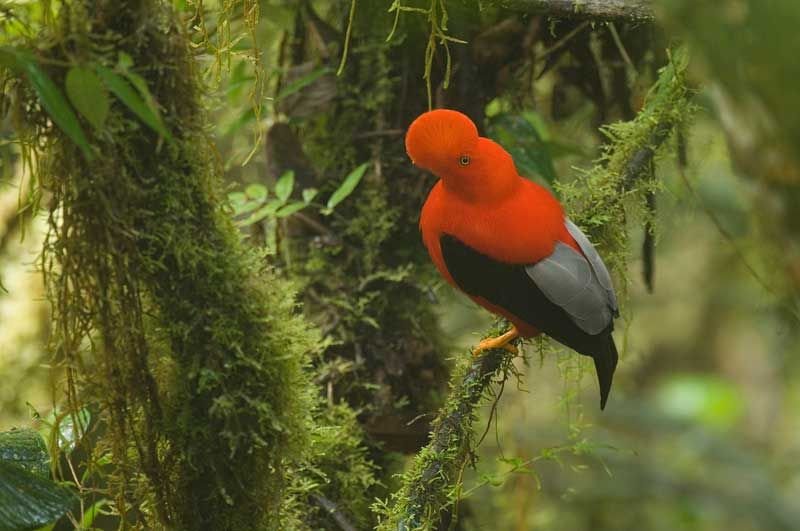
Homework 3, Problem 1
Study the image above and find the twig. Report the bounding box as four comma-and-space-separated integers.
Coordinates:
497, 0, 654, 20
607, 21, 637, 75
475, 373, 507, 448
676, 164, 779, 299
642, 160, 656, 292
406, 412, 436, 426
620, 121, 673, 189
537, 20, 591, 61
293, 211, 335, 237
336, 0, 357, 76
311, 494, 358, 531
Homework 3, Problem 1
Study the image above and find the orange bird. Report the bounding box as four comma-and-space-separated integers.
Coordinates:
406, 109, 619, 409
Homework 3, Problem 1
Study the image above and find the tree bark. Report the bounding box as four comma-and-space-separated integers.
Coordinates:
498, 0, 654, 20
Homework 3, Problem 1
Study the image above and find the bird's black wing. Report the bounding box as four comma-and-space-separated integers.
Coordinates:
440, 232, 618, 409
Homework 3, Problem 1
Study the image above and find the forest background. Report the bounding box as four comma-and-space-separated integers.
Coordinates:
1, 0, 799, 530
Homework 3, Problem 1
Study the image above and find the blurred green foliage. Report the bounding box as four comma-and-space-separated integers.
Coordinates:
656, 374, 744, 430
662, 0, 800, 170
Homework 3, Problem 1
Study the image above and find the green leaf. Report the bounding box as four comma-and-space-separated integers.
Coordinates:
36, 408, 91, 455
302, 187, 319, 204
0, 461, 75, 529
229, 192, 265, 217
80, 498, 109, 529
0, 429, 49, 477
237, 201, 263, 216
123, 70, 163, 118
521, 110, 551, 141
0, 428, 74, 529
223, 108, 256, 138
239, 200, 282, 226
274, 170, 295, 203
245, 183, 268, 200
6, 49, 93, 160
361, 316, 380, 329
275, 66, 333, 101
95, 65, 172, 141
228, 192, 247, 207
54, 409, 90, 454
65, 66, 110, 132
117, 52, 134, 70
326, 162, 368, 210
656, 374, 744, 430
489, 114, 557, 186
275, 201, 307, 218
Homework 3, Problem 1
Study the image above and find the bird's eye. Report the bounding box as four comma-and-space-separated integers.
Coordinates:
459, 155, 471, 166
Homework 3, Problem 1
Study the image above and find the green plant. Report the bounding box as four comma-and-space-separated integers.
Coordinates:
229, 162, 368, 228
0, 428, 76, 530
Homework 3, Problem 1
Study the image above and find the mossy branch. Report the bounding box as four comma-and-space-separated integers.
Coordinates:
379, 47, 693, 530
621, 121, 674, 189
561, 45, 693, 276
496, 0, 654, 20
377, 337, 514, 530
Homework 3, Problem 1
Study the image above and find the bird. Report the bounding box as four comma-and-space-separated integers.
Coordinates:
406, 109, 619, 409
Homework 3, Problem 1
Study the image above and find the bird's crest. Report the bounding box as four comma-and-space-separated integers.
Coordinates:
405, 109, 479, 172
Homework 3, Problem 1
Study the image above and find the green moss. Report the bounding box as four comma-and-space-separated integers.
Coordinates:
558, 46, 694, 287
278, 404, 379, 530
375, 321, 516, 530
285, 1, 450, 434
6, 1, 315, 528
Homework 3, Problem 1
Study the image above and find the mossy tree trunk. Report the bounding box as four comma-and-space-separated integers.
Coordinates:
7, 1, 315, 528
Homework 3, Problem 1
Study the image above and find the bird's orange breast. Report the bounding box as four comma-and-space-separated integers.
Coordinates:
420, 178, 579, 337
420, 179, 574, 271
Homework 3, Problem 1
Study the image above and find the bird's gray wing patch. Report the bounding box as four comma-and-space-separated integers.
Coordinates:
565, 219, 619, 314
525, 242, 613, 335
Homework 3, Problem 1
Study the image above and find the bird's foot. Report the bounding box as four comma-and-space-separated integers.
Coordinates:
472, 326, 520, 357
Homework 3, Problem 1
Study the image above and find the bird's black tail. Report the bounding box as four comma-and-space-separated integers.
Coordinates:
592, 334, 618, 410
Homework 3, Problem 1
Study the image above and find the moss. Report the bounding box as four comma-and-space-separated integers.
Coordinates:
279, 403, 379, 530
284, 0, 450, 443
6, 1, 315, 528
558, 46, 694, 286
375, 320, 516, 530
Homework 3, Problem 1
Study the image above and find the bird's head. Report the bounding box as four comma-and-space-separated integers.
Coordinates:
405, 109, 518, 201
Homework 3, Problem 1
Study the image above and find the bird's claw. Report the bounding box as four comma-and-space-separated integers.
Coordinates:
471, 327, 520, 357
472, 342, 518, 357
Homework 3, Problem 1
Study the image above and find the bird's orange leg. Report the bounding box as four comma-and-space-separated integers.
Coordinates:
472, 326, 519, 356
